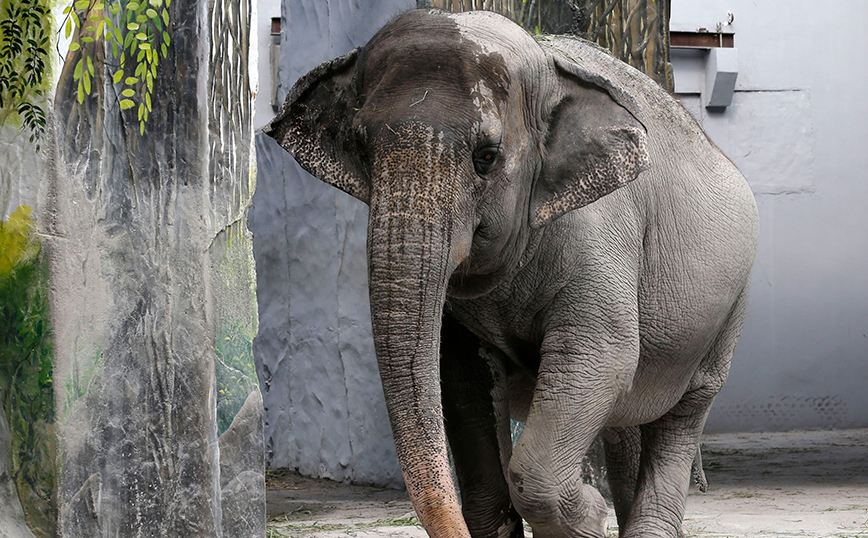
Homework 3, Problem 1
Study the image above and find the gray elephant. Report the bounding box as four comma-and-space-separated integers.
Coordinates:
265, 9, 758, 538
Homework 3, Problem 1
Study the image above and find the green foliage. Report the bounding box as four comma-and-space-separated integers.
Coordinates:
0, 206, 57, 538
0, 0, 50, 150
62, 0, 172, 135
215, 319, 257, 435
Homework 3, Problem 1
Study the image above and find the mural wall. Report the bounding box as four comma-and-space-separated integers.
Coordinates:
0, 0, 263, 536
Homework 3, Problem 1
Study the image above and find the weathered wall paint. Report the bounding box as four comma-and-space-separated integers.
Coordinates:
670, 0, 868, 432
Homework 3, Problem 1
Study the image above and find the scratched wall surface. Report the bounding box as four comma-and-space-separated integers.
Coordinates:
24, 0, 264, 536
251, 0, 413, 488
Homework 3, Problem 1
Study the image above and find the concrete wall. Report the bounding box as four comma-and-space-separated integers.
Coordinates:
670, 1, 868, 432
254, 0, 281, 130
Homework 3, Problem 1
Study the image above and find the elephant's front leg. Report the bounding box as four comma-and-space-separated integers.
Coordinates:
441, 315, 523, 538
508, 326, 637, 538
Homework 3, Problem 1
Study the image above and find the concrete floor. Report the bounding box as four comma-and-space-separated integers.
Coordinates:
266, 428, 868, 538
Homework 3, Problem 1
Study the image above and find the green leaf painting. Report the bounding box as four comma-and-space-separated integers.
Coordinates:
60, 0, 173, 135
0, 206, 57, 538
0, 0, 51, 150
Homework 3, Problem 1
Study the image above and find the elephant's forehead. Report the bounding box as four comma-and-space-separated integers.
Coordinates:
356, 10, 518, 137
362, 10, 518, 85
446, 10, 538, 61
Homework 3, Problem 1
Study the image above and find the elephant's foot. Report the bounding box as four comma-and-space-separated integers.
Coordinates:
463, 501, 524, 538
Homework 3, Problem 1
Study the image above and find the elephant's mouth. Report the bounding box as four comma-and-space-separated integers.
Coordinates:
447, 258, 512, 299
447, 222, 527, 299
447, 224, 492, 298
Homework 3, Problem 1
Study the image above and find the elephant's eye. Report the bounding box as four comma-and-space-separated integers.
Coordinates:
473, 146, 500, 175
355, 138, 369, 162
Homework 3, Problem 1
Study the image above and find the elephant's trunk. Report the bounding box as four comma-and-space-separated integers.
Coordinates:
367, 160, 471, 538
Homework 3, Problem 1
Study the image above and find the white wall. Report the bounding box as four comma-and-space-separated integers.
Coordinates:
254, 0, 281, 130
671, 1, 868, 432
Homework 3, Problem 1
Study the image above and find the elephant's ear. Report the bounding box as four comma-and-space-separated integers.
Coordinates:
530, 55, 650, 228
263, 49, 369, 203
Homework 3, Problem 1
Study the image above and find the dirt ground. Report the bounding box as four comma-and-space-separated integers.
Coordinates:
266, 428, 868, 538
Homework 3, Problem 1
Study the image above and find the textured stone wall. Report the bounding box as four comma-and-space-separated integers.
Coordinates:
0, 0, 263, 536
251, 0, 414, 488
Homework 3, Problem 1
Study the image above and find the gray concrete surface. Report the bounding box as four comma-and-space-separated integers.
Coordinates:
265, 429, 868, 538
670, 1, 868, 433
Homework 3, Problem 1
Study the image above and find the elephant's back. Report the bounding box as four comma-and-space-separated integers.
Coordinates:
538, 35, 759, 385
538, 34, 757, 279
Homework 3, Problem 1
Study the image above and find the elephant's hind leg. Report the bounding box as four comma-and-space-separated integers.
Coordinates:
602, 426, 641, 535
621, 399, 711, 538
622, 287, 750, 538
441, 315, 523, 538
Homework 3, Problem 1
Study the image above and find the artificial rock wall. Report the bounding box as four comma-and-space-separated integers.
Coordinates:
251, 0, 414, 487
0, 0, 264, 536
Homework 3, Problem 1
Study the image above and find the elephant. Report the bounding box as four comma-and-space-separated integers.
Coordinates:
265, 9, 758, 538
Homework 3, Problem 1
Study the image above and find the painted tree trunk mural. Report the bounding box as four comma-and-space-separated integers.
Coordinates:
572, 0, 672, 90
421, 0, 673, 90
1, 0, 263, 536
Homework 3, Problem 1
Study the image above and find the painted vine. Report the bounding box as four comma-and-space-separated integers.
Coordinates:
61, 0, 172, 134
0, 0, 50, 149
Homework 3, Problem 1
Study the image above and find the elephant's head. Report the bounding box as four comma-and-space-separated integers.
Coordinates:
265, 9, 648, 538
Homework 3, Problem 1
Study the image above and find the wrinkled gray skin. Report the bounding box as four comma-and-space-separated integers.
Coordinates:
265, 9, 758, 538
